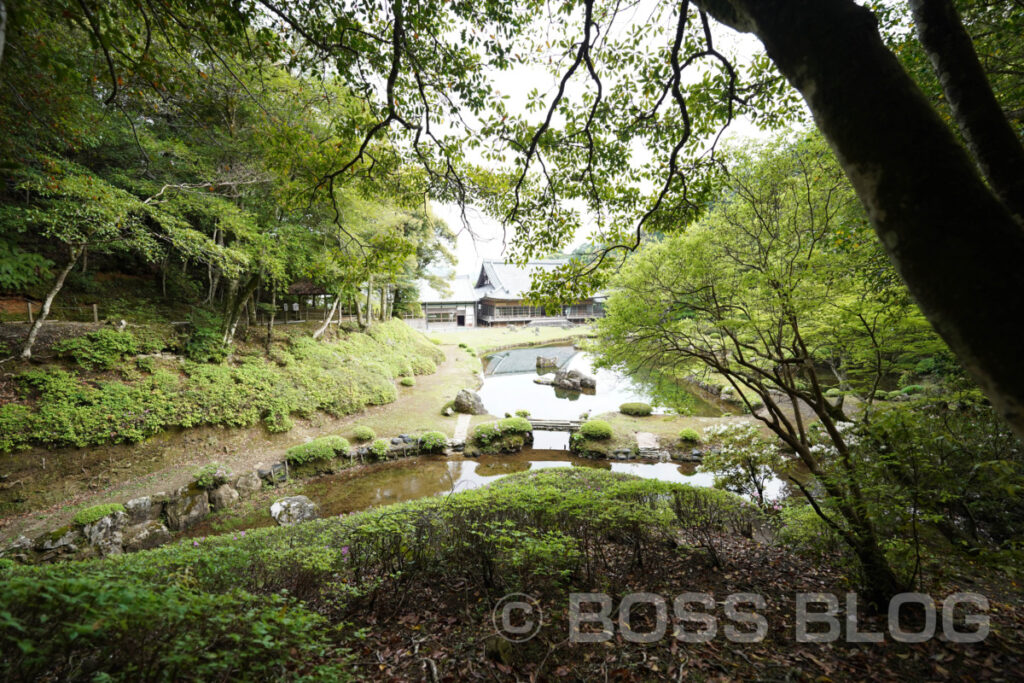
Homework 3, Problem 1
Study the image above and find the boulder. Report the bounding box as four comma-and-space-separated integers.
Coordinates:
165, 485, 210, 531
82, 510, 128, 556
209, 484, 240, 511
270, 496, 319, 526
536, 355, 558, 368
552, 368, 597, 392
1, 535, 33, 562
234, 471, 263, 499
123, 520, 172, 552
453, 389, 486, 415
37, 526, 83, 553
124, 496, 162, 525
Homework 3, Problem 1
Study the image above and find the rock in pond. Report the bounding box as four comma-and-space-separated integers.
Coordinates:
551, 368, 597, 392
271, 496, 319, 526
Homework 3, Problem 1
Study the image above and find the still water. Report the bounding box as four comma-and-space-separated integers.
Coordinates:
477, 345, 722, 419
304, 450, 717, 516
303, 450, 786, 516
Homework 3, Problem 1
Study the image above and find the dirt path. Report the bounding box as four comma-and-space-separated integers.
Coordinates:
0, 343, 479, 543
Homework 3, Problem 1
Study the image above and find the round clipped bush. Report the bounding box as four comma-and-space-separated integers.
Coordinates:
679, 427, 701, 444
497, 416, 532, 434
579, 419, 613, 440
619, 402, 652, 417
473, 422, 498, 445
900, 384, 925, 395
73, 503, 125, 526
369, 438, 390, 458
824, 387, 842, 398
352, 426, 375, 442
286, 435, 350, 465
419, 431, 448, 452
400, 377, 416, 387
515, 409, 530, 418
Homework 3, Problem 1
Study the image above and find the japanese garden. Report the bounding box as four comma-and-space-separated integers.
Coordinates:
0, 0, 1022, 680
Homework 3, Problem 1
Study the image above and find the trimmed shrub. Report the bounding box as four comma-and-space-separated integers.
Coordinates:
619, 402, 652, 417
579, 420, 613, 440
369, 438, 390, 458
400, 377, 416, 387
497, 416, 532, 434
515, 409, 530, 418
824, 387, 842, 398
193, 463, 231, 490
473, 423, 499, 446
352, 426, 375, 442
419, 431, 448, 452
286, 436, 350, 465
679, 428, 701, 444
73, 503, 125, 526
900, 384, 925, 395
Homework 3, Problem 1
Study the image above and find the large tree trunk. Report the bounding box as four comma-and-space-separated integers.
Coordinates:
697, 0, 1024, 438
21, 245, 83, 360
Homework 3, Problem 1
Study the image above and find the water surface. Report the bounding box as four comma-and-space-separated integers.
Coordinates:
304, 450, 785, 516
479, 345, 722, 419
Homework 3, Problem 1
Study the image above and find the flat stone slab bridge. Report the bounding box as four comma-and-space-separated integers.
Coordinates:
528, 419, 582, 432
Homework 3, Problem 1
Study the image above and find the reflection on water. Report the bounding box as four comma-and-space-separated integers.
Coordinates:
304, 449, 785, 517
479, 346, 721, 419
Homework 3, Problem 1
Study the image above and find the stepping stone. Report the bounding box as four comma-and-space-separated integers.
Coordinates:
453, 413, 472, 442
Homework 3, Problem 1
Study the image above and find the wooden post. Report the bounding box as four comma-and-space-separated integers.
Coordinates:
92, 303, 99, 323
27, 301, 33, 323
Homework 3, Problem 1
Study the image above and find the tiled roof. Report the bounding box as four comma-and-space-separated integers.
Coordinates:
475, 259, 567, 301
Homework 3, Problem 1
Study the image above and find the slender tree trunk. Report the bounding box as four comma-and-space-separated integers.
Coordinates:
909, 0, 1024, 227
696, 0, 1024, 439
222, 274, 260, 346
0, 0, 7, 76
313, 295, 341, 340
266, 291, 276, 352
365, 275, 374, 324
355, 296, 366, 329
21, 245, 83, 360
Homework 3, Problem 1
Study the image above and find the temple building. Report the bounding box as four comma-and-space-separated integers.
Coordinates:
418, 259, 606, 327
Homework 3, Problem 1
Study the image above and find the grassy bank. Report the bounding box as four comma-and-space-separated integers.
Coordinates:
3, 467, 1019, 682
0, 320, 443, 453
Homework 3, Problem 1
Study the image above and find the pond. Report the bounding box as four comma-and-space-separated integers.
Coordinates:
478, 345, 722, 419
303, 450, 788, 517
